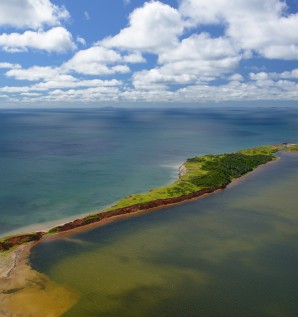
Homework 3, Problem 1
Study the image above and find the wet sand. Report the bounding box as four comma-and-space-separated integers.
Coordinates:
0, 243, 78, 317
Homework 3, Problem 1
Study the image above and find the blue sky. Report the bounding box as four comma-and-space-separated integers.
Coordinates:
0, 0, 297, 106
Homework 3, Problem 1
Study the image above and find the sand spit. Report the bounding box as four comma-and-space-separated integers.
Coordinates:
0, 244, 78, 317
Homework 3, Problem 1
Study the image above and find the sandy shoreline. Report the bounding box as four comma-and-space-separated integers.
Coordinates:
0, 240, 78, 317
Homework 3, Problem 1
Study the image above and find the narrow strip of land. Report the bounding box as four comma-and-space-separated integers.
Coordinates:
2, 143, 296, 254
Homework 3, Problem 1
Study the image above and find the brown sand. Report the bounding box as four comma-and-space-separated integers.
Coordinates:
0, 243, 78, 317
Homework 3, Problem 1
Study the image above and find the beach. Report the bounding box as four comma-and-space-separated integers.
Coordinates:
0, 242, 78, 317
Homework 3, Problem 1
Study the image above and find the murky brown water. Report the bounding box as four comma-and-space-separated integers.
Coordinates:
27, 152, 298, 317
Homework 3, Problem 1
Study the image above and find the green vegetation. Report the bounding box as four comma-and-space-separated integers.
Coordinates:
287, 144, 298, 152
0, 232, 43, 252
104, 145, 282, 211
48, 228, 58, 234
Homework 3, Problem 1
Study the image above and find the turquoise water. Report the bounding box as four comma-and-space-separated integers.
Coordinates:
1, 107, 298, 236
30, 151, 298, 316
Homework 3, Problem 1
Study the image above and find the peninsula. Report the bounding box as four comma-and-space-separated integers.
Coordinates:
1, 143, 296, 254
1, 143, 298, 317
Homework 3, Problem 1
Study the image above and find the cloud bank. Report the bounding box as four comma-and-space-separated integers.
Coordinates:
0, 0, 297, 105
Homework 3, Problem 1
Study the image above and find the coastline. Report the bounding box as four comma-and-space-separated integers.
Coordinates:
2, 143, 297, 310
0, 240, 78, 317
0, 152, 282, 282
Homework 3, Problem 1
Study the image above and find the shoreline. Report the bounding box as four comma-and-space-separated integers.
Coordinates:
38, 152, 283, 239
0, 153, 282, 282
2, 144, 297, 289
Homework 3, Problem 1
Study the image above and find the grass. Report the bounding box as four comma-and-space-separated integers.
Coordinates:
287, 144, 298, 152
103, 144, 283, 212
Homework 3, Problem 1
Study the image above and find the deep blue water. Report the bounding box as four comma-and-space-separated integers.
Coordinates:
1, 107, 298, 236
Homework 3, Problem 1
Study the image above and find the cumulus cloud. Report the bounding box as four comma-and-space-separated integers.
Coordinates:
0, 62, 21, 69
0, 86, 31, 93
103, 1, 184, 53
158, 33, 238, 64
0, 27, 76, 53
102, 2, 241, 87
228, 74, 244, 81
250, 72, 270, 81
179, 0, 298, 60
5, 63, 123, 90
6, 66, 61, 81
123, 52, 146, 63
62, 46, 131, 75
0, 0, 69, 29
1, 0, 297, 105
4, 61, 123, 93
132, 33, 240, 88
278, 69, 298, 79
250, 69, 298, 81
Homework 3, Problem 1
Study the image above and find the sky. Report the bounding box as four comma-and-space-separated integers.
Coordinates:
0, 0, 297, 107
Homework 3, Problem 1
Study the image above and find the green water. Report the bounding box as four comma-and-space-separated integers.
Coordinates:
31, 151, 298, 317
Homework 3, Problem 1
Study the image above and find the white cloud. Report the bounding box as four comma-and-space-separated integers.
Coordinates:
250, 69, 298, 81
250, 72, 270, 81
0, 27, 76, 53
6, 66, 61, 81
76, 36, 86, 46
228, 74, 244, 81
278, 69, 298, 79
63, 46, 129, 75
158, 33, 238, 64
34, 78, 121, 90
133, 68, 194, 90
0, 86, 30, 93
0, 62, 21, 69
0, 0, 297, 105
103, 1, 184, 53
123, 52, 146, 63
0, 0, 69, 29
180, 0, 286, 26
5, 63, 123, 90
102, 3, 241, 87
132, 33, 240, 88
179, 0, 298, 60
21, 92, 41, 96
45, 86, 122, 103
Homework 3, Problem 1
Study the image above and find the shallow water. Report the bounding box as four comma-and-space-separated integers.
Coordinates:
30, 151, 298, 317
1, 107, 298, 236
